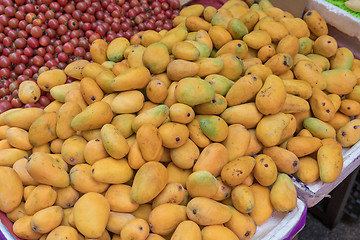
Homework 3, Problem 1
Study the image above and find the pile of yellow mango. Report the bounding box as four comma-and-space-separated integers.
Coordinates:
1, 0, 360, 239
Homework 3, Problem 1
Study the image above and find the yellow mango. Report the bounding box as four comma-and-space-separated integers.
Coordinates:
231, 185, 255, 214
152, 183, 186, 208
105, 184, 139, 213
106, 212, 135, 235
13, 215, 42, 240
73, 192, 110, 238
221, 156, 256, 186
172, 41, 200, 61
37, 69, 67, 92
160, 25, 188, 53
106, 37, 129, 62
286, 136, 322, 157
28, 112, 57, 146
80, 77, 104, 104
270, 174, 297, 213
0, 167, 23, 213
90, 39, 108, 64
91, 157, 133, 184
249, 183, 273, 225
71, 101, 113, 131
186, 197, 232, 225
166, 59, 199, 81
46, 226, 78, 240
263, 146, 299, 174
294, 156, 319, 184
69, 164, 109, 194
253, 154, 277, 187
130, 162, 168, 204
55, 185, 79, 209
264, 53, 293, 75
143, 42, 170, 74
12, 158, 38, 186
255, 74, 286, 115
120, 218, 150, 240
170, 220, 201, 240
64, 59, 89, 80
148, 204, 187, 235
186, 170, 219, 198
18, 80, 41, 104
293, 60, 326, 89
225, 206, 256, 239
24, 185, 57, 216
65, 88, 88, 110
31, 205, 63, 234
111, 66, 151, 92
26, 152, 69, 188
61, 135, 87, 165
201, 225, 238, 240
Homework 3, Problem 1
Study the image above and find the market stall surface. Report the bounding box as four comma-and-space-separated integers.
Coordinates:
298, 213, 360, 240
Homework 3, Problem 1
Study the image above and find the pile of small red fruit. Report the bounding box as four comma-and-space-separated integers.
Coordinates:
0, 0, 181, 113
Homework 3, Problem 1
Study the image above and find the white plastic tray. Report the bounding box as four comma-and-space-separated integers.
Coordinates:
291, 140, 360, 207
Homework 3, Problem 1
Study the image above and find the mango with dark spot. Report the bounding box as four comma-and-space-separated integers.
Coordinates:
225, 205, 257, 239
186, 170, 219, 198
263, 146, 299, 174
294, 156, 319, 184
253, 154, 277, 187
336, 119, 360, 147
199, 116, 228, 142
303, 10, 328, 37
270, 173, 297, 213
186, 197, 232, 225
221, 156, 255, 187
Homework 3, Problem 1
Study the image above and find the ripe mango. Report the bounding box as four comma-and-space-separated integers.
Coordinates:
130, 162, 168, 204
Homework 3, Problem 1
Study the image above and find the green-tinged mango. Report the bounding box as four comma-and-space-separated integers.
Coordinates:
131, 162, 168, 204
50, 82, 80, 103
175, 77, 215, 106
303, 117, 336, 139
330, 47, 354, 70
227, 18, 248, 40
101, 124, 129, 159
161, 25, 188, 53
199, 116, 228, 142
71, 101, 113, 131
4, 108, 44, 130
204, 74, 234, 96
194, 94, 227, 115
132, 104, 169, 132
298, 37, 313, 55
270, 174, 297, 213
186, 170, 219, 198
185, 40, 211, 58
214, 40, 248, 59
196, 58, 224, 78
323, 69, 357, 95
106, 37, 130, 62
143, 42, 170, 74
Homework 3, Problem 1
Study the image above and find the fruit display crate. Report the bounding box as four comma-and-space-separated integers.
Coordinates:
291, 140, 360, 207
0, 198, 307, 240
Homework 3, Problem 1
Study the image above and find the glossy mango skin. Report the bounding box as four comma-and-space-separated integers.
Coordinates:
0, 167, 23, 213
73, 192, 110, 238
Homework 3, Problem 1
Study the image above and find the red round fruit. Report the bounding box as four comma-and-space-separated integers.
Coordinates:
11, 97, 22, 108
0, 56, 11, 68
9, 52, 21, 64
30, 26, 43, 38
63, 42, 74, 54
